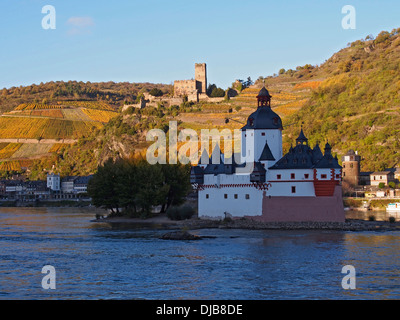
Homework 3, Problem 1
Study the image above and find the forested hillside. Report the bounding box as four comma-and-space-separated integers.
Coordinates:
280, 28, 400, 171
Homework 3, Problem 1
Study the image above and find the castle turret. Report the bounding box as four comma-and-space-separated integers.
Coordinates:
240, 87, 282, 166
342, 149, 361, 186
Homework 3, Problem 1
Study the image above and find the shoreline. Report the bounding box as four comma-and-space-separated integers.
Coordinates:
94, 215, 400, 232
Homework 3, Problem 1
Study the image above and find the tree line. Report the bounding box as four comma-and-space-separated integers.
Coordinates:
87, 156, 192, 217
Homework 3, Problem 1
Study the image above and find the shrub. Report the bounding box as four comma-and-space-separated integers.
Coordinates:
149, 88, 163, 97
378, 182, 386, 189
167, 205, 195, 221
389, 216, 396, 223
368, 215, 376, 221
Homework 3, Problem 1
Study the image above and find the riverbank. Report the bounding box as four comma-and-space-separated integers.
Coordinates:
0, 200, 92, 207
95, 214, 400, 232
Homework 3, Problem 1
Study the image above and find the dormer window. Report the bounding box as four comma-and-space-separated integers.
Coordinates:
249, 118, 254, 126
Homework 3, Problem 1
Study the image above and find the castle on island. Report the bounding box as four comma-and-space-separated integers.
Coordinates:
190, 87, 345, 222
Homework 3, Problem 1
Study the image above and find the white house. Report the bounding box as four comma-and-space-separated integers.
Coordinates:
47, 173, 60, 191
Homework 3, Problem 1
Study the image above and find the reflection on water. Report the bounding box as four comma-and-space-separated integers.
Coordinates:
0, 207, 399, 299
345, 209, 396, 221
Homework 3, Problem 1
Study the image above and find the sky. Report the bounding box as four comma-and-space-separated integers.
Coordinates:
1, 0, 400, 89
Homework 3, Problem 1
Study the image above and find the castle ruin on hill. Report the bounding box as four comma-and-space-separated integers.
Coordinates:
123, 62, 224, 111
174, 63, 209, 102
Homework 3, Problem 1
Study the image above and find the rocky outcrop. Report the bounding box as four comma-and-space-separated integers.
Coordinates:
160, 231, 202, 240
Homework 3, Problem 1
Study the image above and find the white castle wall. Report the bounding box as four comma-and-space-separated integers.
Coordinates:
241, 129, 282, 166
198, 187, 263, 219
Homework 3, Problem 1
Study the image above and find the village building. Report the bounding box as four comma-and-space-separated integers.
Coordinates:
47, 173, 60, 191
190, 87, 344, 222
370, 171, 395, 187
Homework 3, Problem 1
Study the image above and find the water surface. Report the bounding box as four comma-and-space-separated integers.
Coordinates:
0, 207, 399, 299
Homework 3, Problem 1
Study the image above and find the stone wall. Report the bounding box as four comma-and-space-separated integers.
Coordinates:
255, 185, 345, 222
174, 79, 197, 97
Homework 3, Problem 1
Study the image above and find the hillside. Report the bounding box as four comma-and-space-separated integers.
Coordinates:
1, 28, 400, 178
281, 28, 400, 171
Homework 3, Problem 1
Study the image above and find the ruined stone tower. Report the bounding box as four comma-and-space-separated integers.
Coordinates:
195, 63, 207, 94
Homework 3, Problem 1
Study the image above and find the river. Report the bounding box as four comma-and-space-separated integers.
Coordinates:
0, 207, 399, 300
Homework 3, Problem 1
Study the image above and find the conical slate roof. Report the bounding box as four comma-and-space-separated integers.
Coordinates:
259, 141, 275, 161
296, 128, 308, 144
257, 87, 271, 98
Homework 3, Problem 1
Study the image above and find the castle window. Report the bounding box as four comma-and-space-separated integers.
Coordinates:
224, 194, 228, 199
291, 173, 295, 179
291, 186, 296, 193
304, 174, 309, 179
321, 174, 327, 179
277, 174, 281, 180
343, 164, 346, 168
245, 194, 250, 200
262, 132, 265, 136
234, 194, 238, 199
206, 194, 209, 199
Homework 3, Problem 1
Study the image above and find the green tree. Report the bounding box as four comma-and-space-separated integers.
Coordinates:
88, 158, 121, 215
135, 161, 169, 215
149, 88, 163, 97
160, 164, 191, 213
210, 87, 225, 97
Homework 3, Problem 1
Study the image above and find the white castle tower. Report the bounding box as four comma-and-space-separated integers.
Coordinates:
240, 87, 282, 166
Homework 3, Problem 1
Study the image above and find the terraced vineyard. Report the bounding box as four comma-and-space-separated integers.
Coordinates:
0, 117, 102, 139
11, 144, 53, 159
15, 103, 62, 111
49, 143, 70, 153
0, 143, 23, 159
81, 108, 118, 123
61, 101, 114, 111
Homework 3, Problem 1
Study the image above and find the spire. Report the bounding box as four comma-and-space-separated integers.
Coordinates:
256, 86, 272, 108
296, 125, 308, 145
211, 144, 223, 164
324, 142, 332, 155
198, 148, 209, 165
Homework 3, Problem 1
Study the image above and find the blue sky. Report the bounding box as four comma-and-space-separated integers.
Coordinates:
1, 0, 400, 89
